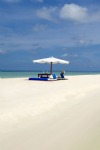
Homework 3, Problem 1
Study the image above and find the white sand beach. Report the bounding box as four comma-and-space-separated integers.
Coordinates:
0, 75, 100, 150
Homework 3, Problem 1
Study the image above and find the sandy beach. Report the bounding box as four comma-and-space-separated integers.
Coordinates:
0, 75, 100, 150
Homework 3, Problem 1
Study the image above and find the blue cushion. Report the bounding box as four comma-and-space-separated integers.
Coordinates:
60, 73, 64, 78
29, 77, 48, 81
52, 74, 56, 79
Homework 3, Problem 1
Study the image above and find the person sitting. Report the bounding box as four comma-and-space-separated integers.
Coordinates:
60, 70, 65, 78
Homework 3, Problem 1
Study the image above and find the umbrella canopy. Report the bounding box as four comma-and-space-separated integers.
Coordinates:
33, 56, 69, 74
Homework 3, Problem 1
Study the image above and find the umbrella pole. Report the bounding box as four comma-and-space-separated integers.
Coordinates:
50, 62, 52, 74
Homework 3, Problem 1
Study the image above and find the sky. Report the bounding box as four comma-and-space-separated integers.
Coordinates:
0, 0, 100, 71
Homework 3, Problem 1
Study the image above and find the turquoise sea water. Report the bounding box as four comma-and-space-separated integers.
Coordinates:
0, 71, 100, 78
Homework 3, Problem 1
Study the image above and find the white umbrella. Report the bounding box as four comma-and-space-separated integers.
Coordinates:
33, 56, 69, 74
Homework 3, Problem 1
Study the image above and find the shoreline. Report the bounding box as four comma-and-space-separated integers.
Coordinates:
0, 75, 100, 150
1, 71, 100, 79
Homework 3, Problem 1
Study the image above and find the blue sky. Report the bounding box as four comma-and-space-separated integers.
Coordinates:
0, 0, 100, 71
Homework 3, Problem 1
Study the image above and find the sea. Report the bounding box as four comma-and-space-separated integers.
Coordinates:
0, 70, 100, 79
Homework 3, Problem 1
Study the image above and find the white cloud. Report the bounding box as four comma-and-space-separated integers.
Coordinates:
60, 4, 88, 23
72, 35, 93, 46
61, 53, 68, 57
36, 7, 57, 21
59, 3, 100, 23
36, 4, 100, 24
33, 24, 48, 32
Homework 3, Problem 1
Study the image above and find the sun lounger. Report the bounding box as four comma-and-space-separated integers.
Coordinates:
29, 74, 57, 81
